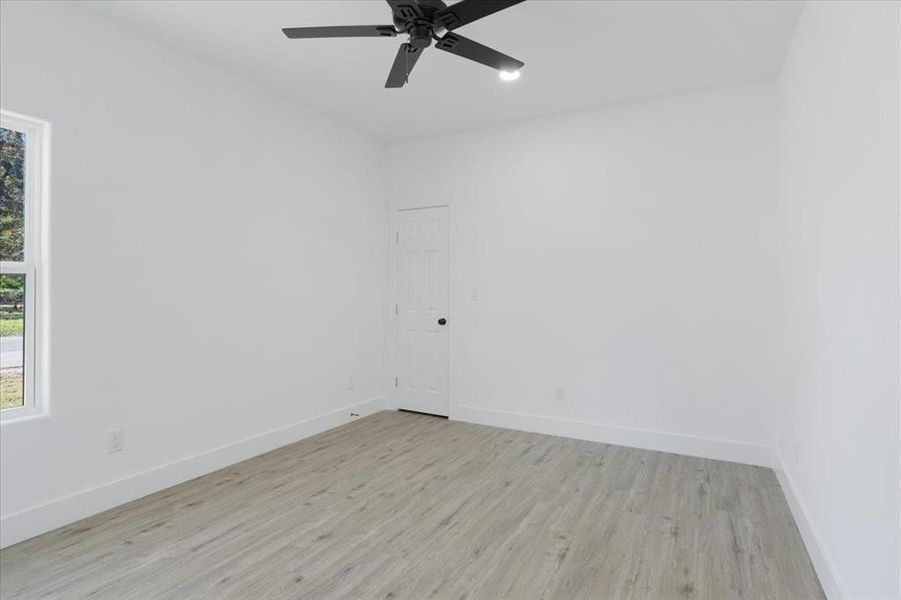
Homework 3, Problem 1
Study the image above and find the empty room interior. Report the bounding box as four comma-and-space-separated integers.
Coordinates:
0, 1, 898, 599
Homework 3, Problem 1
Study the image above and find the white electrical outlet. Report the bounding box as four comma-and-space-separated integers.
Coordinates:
106, 428, 124, 454
346, 376, 355, 391
554, 386, 566, 402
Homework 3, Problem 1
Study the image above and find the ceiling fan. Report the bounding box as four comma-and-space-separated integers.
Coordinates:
282, 0, 526, 88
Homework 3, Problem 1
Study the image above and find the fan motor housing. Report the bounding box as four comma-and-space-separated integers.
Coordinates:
408, 25, 433, 49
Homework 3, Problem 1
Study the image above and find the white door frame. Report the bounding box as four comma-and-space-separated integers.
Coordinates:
387, 204, 452, 418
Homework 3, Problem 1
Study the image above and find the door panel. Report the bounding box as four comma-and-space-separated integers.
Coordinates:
396, 207, 449, 416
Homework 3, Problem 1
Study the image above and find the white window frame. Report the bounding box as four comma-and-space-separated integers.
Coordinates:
1, 109, 49, 422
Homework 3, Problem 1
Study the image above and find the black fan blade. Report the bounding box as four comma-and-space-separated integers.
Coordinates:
434, 0, 525, 31
435, 33, 524, 72
385, 43, 422, 88
386, 0, 423, 20
283, 25, 397, 39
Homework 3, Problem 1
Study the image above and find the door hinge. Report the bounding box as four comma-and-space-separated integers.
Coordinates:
394, 376, 398, 387
395, 304, 398, 315
396, 232, 399, 243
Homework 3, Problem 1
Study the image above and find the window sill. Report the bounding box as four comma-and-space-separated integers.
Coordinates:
0, 405, 49, 425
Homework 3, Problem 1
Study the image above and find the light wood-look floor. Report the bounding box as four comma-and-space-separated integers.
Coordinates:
1, 411, 823, 600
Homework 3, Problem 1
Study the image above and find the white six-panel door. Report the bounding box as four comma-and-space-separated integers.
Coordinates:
396, 206, 449, 416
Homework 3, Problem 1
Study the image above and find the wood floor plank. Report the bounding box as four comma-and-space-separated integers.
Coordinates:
0, 411, 824, 599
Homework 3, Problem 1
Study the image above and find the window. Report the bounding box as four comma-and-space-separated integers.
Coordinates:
1, 110, 48, 419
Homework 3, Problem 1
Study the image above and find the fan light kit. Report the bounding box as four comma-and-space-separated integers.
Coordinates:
282, 0, 526, 89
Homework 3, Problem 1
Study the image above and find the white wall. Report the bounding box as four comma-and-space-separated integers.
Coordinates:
0, 1, 387, 547
776, 2, 900, 598
388, 84, 781, 464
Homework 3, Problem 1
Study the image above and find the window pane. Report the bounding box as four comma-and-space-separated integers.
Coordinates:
0, 273, 25, 409
0, 127, 26, 262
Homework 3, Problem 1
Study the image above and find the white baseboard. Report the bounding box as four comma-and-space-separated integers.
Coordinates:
454, 404, 774, 467
773, 451, 848, 600
0, 397, 385, 549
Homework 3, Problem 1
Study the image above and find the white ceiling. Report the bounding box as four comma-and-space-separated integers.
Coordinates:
81, 0, 803, 142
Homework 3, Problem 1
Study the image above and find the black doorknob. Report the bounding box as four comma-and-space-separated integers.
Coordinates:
438, 318, 447, 326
